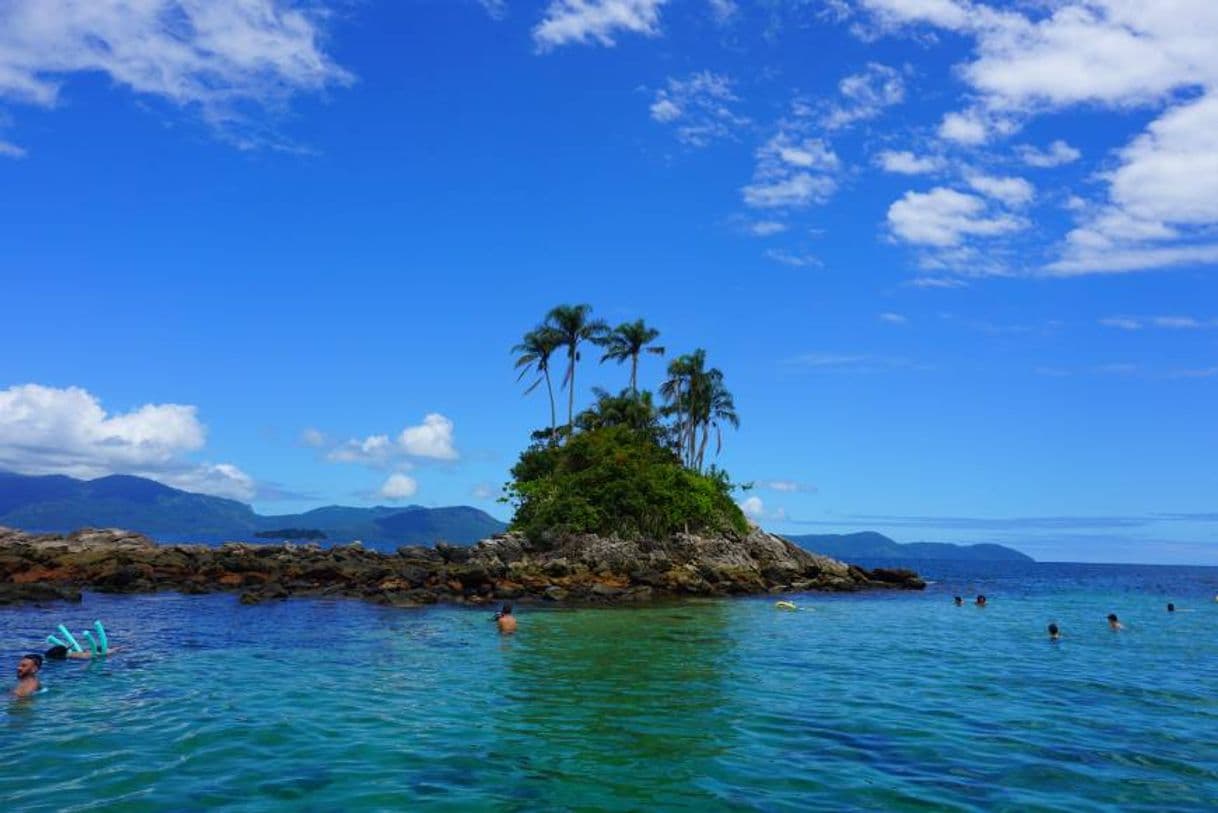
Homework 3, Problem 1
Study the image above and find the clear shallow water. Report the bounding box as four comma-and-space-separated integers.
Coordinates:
3, 562, 1218, 812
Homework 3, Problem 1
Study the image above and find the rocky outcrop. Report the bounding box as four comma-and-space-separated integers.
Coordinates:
0, 525, 924, 607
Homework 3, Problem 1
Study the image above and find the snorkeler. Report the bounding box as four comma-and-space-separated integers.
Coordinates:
1047, 623, 1060, 641
975, 595, 987, 607
13, 654, 42, 698
1107, 613, 1123, 630
953, 596, 963, 606
495, 603, 517, 634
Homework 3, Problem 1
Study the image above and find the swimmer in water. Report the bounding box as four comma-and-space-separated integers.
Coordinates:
43, 644, 121, 661
1167, 603, 1175, 613
975, 595, 987, 608
953, 596, 963, 606
13, 654, 42, 698
1107, 613, 1123, 631
495, 603, 517, 634
1048, 623, 1060, 641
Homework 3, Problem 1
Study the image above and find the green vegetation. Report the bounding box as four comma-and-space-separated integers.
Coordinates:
507, 306, 747, 541
254, 528, 327, 540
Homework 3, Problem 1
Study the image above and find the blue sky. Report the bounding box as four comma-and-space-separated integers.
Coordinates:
1, 0, 1216, 563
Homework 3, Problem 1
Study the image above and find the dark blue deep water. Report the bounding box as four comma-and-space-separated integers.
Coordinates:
3, 561, 1218, 811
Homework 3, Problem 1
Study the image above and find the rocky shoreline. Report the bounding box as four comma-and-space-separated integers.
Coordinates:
0, 526, 924, 607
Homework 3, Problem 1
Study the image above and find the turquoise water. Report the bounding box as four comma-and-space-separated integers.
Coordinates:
3, 562, 1218, 811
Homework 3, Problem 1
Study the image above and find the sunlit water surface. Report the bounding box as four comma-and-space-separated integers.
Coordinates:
3, 562, 1218, 811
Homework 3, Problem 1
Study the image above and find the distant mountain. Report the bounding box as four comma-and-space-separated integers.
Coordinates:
786, 531, 1033, 563
0, 471, 506, 548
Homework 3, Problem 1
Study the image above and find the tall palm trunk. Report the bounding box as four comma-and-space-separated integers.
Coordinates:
567, 347, 577, 429
544, 367, 557, 441
630, 353, 639, 395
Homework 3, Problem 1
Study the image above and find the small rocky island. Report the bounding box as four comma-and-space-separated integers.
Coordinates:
0, 526, 923, 606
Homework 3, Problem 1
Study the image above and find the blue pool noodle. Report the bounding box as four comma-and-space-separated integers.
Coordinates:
57, 624, 83, 653
94, 621, 108, 654
83, 630, 98, 656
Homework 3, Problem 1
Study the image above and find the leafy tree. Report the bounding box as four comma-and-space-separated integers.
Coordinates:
512, 326, 564, 441
545, 304, 609, 431
600, 319, 664, 394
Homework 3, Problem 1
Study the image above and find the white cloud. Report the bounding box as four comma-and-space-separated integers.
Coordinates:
379, 473, 419, 501
879, 312, 908, 324
887, 187, 1025, 247
765, 249, 821, 268
1017, 140, 1081, 167
742, 133, 838, 208
860, 1, 1218, 275
471, 482, 498, 500
938, 109, 990, 145
0, 140, 26, 158
534, 0, 668, 50
0, 1, 352, 147
1103, 315, 1218, 330
748, 220, 788, 236
875, 150, 945, 174
762, 480, 817, 493
707, 0, 737, 24
649, 71, 748, 146
398, 413, 458, 460
824, 62, 905, 130
479, 0, 509, 20
966, 173, 1035, 207
300, 427, 327, 448
739, 495, 764, 518
327, 414, 459, 466
908, 276, 968, 288
1100, 316, 1142, 330
0, 383, 255, 500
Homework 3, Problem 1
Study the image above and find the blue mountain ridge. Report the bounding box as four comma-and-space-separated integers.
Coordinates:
784, 531, 1034, 563
0, 471, 505, 548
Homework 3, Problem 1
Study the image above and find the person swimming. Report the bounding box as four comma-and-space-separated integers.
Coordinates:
953, 596, 963, 606
1167, 603, 1176, 613
1047, 623, 1060, 641
13, 653, 42, 698
1107, 613, 1123, 630
975, 595, 987, 607
495, 603, 517, 634
44, 644, 121, 661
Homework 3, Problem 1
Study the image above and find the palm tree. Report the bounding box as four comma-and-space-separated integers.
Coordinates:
545, 304, 609, 430
600, 319, 664, 394
512, 326, 563, 441
661, 349, 739, 471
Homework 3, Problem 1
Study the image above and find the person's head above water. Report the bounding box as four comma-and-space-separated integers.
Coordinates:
1167, 603, 1176, 612
1048, 623, 1060, 639
953, 596, 963, 606
500, 603, 513, 616
1107, 613, 1118, 622
975, 595, 987, 606
44, 645, 69, 660
17, 654, 42, 679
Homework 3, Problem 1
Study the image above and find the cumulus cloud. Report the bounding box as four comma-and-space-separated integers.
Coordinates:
378, 473, 419, 501
1017, 140, 1081, 168
649, 71, 749, 146
824, 62, 905, 130
0, 0, 352, 147
707, 0, 737, 24
858, 1, 1218, 275
534, 0, 668, 50
326, 414, 459, 466
0, 383, 255, 500
478, 0, 509, 20
739, 495, 764, 517
875, 150, 945, 174
887, 187, 1025, 248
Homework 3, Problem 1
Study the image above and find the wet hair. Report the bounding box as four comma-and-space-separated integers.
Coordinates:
500, 603, 513, 615
1167, 603, 1175, 612
21, 653, 43, 668
953, 596, 963, 604
975, 595, 987, 603
1107, 613, 1118, 622
44, 645, 69, 660
1048, 623, 1059, 636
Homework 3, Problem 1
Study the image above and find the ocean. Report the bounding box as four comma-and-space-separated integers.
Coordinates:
3, 561, 1217, 811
